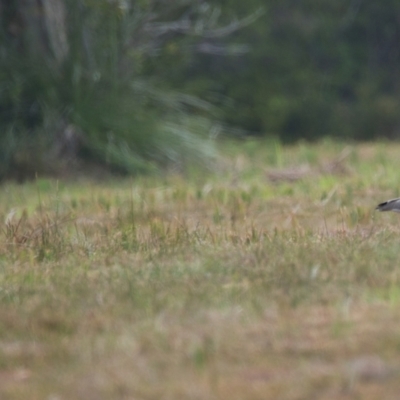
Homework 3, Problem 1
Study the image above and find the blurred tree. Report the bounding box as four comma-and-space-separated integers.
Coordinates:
0, 0, 258, 180
149, 0, 400, 141
2, 0, 400, 182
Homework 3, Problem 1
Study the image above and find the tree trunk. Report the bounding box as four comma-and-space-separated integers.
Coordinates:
1, 0, 68, 64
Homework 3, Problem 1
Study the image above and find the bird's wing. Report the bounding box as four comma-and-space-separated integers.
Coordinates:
376, 198, 400, 212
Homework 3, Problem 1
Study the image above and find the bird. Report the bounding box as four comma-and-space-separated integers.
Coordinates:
376, 198, 400, 212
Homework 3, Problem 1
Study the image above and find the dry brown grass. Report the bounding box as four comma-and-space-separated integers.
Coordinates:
1, 140, 400, 399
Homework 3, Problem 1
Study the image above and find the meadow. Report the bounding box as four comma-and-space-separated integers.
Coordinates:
1, 139, 400, 399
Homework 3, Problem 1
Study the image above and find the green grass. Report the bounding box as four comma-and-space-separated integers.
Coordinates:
1, 140, 400, 399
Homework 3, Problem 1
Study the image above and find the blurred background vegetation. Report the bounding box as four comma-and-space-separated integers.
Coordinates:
1, 0, 400, 180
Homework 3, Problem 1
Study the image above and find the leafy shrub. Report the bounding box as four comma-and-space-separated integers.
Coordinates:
0, 0, 228, 180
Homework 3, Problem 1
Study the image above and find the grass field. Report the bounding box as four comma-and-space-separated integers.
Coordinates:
2, 139, 400, 399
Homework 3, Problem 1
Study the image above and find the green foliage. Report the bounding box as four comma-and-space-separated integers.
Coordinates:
0, 0, 219, 180
3, 0, 400, 182
150, 0, 400, 141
